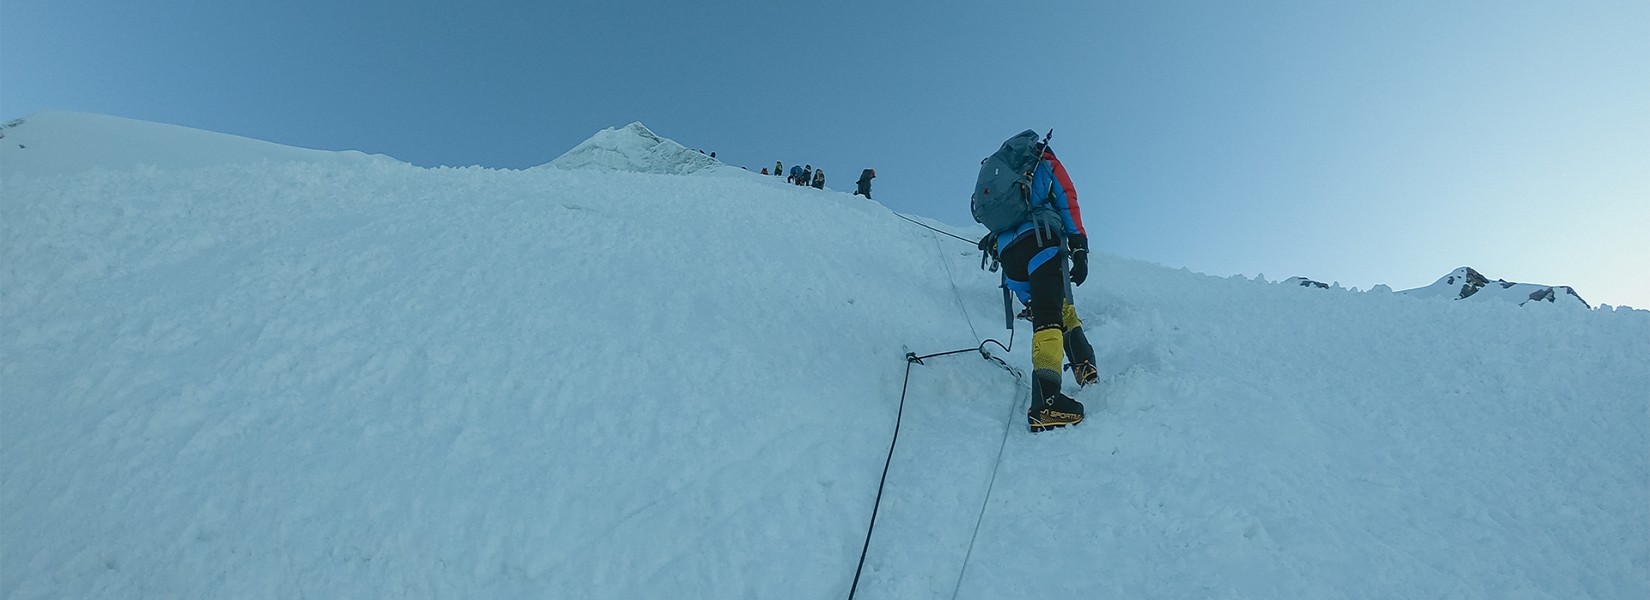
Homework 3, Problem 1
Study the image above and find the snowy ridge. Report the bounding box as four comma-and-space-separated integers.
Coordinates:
2, 114, 1647, 598
541, 121, 723, 175
1400, 266, 1590, 308
0, 111, 396, 178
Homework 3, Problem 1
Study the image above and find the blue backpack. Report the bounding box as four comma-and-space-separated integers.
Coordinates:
970, 130, 1049, 235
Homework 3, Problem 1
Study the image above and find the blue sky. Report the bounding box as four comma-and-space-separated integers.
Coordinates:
4, 0, 1647, 307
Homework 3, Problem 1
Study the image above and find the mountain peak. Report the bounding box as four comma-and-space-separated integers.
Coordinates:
1401, 266, 1589, 308
541, 121, 721, 175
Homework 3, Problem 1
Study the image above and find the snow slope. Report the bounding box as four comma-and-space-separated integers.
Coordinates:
0, 111, 393, 179
3, 113, 1647, 599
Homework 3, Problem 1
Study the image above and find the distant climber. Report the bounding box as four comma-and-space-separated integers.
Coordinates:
761, 167, 769, 175
788, 164, 803, 184
800, 165, 813, 187
775, 161, 783, 176
854, 168, 875, 199
811, 169, 825, 189
971, 130, 1096, 432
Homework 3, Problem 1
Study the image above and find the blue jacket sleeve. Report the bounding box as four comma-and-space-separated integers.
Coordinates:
1032, 162, 1080, 235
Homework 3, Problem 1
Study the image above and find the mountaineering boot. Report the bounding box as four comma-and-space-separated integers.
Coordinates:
1029, 368, 1085, 433
1062, 303, 1099, 387
1031, 393, 1086, 433
1071, 360, 1099, 387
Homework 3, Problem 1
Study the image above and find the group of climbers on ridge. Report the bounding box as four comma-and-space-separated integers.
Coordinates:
758, 160, 874, 198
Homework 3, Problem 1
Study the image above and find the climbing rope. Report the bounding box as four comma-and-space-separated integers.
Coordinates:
846, 353, 921, 600
949, 380, 1021, 600
893, 211, 978, 245
931, 230, 980, 342
851, 337, 1016, 600
846, 211, 1026, 600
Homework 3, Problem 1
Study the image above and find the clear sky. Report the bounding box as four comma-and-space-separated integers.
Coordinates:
5, 0, 1647, 307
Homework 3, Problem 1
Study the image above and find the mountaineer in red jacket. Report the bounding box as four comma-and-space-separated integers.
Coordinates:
972, 130, 1098, 432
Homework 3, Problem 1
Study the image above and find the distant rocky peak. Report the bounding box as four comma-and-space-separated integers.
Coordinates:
1440, 266, 1490, 299
1283, 276, 1330, 290
1402, 266, 1589, 309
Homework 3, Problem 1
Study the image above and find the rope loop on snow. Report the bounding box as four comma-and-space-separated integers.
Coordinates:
904, 334, 1023, 384
847, 332, 1021, 600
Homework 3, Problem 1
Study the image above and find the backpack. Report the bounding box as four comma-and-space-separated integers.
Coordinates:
970, 129, 1049, 235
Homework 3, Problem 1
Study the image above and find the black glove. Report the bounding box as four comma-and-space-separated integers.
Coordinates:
1067, 233, 1089, 286
1066, 232, 1088, 253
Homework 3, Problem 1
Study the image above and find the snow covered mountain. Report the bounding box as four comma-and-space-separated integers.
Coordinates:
1400, 266, 1591, 308
3, 112, 1647, 599
539, 121, 724, 175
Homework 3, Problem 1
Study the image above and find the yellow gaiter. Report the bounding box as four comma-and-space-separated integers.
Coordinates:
1062, 301, 1083, 331
1031, 326, 1065, 374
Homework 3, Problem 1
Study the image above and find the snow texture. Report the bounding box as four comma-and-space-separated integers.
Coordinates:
3, 113, 1647, 599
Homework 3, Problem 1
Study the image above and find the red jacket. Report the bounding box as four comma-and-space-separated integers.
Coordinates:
1043, 149, 1086, 237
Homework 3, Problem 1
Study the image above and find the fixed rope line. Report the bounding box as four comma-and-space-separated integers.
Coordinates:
930, 229, 981, 345
949, 381, 1022, 600
846, 335, 1022, 600
846, 211, 1026, 599
846, 354, 920, 600
893, 211, 978, 245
